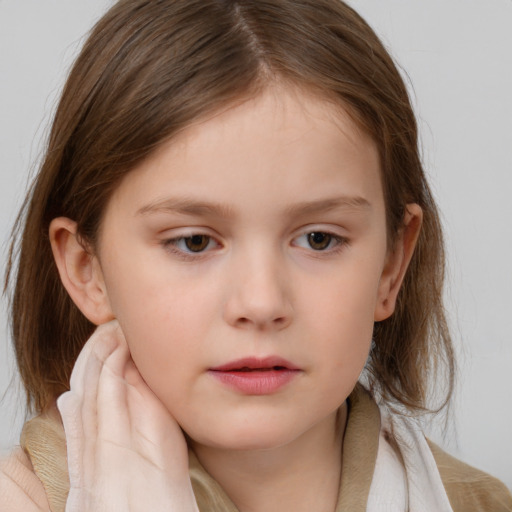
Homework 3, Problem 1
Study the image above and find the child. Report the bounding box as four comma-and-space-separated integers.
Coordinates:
1, 0, 511, 511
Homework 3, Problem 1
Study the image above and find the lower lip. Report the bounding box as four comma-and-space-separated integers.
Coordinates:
208, 369, 300, 395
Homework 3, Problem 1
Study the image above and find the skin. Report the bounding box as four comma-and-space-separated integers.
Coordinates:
50, 85, 422, 512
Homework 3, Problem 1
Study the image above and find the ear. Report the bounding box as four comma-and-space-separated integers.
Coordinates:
49, 217, 115, 325
374, 203, 423, 322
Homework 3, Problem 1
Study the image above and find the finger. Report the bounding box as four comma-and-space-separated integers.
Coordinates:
96, 336, 132, 446
68, 320, 120, 396
79, 322, 123, 476
58, 321, 122, 493
58, 335, 105, 491
124, 360, 168, 465
57, 391, 84, 490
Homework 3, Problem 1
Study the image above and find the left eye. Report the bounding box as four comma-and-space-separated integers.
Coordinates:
164, 234, 216, 253
294, 232, 344, 251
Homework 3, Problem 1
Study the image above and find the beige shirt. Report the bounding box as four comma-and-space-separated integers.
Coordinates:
1, 386, 511, 512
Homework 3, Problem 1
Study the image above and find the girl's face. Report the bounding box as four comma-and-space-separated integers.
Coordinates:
92, 86, 402, 450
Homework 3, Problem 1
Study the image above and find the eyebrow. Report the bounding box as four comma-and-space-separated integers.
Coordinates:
136, 195, 371, 218
283, 196, 371, 217
137, 197, 236, 218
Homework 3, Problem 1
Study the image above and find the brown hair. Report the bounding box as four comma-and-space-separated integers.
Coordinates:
6, 0, 454, 415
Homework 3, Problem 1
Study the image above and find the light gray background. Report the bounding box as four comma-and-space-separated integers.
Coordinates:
1, 0, 511, 489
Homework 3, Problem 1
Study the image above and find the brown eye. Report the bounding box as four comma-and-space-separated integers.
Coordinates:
184, 235, 210, 252
307, 232, 332, 250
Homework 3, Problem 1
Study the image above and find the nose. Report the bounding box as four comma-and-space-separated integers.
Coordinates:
223, 246, 293, 331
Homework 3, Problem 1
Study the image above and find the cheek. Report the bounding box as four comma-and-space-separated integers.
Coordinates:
100, 262, 202, 384
307, 261, 381, 374
112, 288, 203, 364
101, 258, 223, 403
117, 305, 201, 414
103, 244, 215, 338
309, 258, 382, 330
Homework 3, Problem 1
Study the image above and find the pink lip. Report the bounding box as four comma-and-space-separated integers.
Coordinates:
209, 357, 302, 395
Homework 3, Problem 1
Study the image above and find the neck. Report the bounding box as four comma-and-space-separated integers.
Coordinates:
191, 403, 347, 512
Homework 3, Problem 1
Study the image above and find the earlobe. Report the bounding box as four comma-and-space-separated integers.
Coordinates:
374, 204, 423, 322
49, 217, 115, 325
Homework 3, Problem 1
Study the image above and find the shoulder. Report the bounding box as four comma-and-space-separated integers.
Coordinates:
0, 405, 69, 512
0, 447, 50, 511
428, 439, 512, 512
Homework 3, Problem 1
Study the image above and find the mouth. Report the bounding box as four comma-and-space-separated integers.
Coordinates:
231, 366, 288, 372
209, 356, 300, 373
208, 357, 301, 395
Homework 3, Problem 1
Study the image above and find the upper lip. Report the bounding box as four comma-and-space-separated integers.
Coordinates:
209, 356, 300, 372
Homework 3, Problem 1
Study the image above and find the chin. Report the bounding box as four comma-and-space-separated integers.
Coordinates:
186, 418, 303, 452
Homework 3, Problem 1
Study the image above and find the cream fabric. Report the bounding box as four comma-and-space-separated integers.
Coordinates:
367, 410, 453, 511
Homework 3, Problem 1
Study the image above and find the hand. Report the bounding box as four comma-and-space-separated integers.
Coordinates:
57, 320, 199, 512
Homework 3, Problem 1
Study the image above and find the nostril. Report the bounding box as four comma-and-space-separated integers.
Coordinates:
234, 316, 289, 329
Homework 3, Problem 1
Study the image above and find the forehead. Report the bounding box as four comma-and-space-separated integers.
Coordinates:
104, 85, 383, 223
165, 84, 373, 161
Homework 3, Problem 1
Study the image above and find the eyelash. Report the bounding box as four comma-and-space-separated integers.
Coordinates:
161, 231, 347, 260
